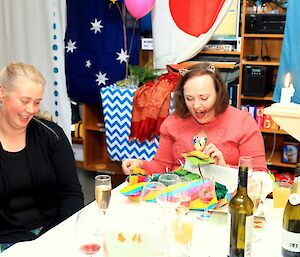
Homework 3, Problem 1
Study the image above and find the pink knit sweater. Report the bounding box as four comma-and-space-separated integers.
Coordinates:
142, 106, 267, 174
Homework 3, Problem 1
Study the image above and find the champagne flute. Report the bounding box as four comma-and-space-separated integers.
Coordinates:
248, 176, 262, 215
197, 177, 215, 220
74, 209, 104, 257
95, 175, 112, 214
248, 176, 263, 242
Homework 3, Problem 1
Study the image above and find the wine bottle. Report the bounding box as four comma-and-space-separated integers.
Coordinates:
228, 165, 254, 257
282, 163, 300, 257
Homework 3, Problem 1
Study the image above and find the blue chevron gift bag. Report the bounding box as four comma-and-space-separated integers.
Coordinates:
100, 85, 160, 161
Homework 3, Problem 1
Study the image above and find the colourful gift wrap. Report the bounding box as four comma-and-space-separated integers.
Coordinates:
120, 175, 233, 210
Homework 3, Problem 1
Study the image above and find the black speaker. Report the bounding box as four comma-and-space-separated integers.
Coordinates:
245, 14, 286, 34
242, 66, 273, 97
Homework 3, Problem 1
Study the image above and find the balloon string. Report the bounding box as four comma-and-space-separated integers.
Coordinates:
128, 18, 137, 66
121, 4, 129, 78
116, 3, 137, 79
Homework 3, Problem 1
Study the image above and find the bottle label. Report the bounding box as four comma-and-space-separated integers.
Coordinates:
244, 215, 254, 257
282, 229, 300, 252
228, 213, 253, 257
289, 193, 300, 205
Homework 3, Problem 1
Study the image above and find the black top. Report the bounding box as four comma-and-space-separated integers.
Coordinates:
0, 117, 84, 243
2, 147, 46, 229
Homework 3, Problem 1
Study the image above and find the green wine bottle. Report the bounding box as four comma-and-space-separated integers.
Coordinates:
229, 165, 254, 257
282, 163, 300, 257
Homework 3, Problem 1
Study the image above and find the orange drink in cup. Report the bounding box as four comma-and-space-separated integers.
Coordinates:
273, 181, 292, 208
172, 215, 193, 245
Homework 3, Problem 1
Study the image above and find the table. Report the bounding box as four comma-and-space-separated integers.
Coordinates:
1, 183, 284, 257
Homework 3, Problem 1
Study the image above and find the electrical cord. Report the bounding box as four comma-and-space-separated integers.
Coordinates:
266, 131, 277, 164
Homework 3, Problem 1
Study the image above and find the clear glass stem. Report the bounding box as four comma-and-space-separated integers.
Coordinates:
197, 207, 211, 221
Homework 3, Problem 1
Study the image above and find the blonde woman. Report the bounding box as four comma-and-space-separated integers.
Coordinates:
0, 63, 83, 251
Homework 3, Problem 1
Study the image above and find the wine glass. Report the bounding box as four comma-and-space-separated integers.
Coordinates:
74, 209, 104, 257
239, 156, 254, 176
197, 177, 215, 220
158, 173, 180, 186
248, 175, 263, 242
95, 174, 112, 214
157, 174, 182, 215
140, 181, 166, 223
177, 177, 192, 215
139, 181, 168, 257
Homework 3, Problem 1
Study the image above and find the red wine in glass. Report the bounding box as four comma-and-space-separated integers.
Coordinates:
80, 243, 100, 255
197, 178, 215, 220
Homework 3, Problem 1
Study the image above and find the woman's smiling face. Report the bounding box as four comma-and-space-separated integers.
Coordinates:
183, 74, 217, 124
1, 77, 43, 130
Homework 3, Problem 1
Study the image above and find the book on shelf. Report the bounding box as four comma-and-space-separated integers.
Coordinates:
228, 82, 239, 108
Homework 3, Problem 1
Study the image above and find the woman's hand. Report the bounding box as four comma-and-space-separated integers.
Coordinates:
121, 159, 143, 175
203, 143, 227, 166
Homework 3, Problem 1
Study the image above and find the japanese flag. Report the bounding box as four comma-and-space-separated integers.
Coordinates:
152, 0, 233, 69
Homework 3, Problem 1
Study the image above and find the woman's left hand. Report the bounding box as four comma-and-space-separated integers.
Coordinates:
203, 143, 227, 166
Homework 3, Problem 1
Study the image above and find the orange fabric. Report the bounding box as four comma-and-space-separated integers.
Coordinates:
130, 65, 182, 142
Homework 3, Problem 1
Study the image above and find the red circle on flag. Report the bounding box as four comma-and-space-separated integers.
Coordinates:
169, 0, 225, 37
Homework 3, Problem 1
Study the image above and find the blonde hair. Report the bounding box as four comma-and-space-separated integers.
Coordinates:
0, 62, 46, 92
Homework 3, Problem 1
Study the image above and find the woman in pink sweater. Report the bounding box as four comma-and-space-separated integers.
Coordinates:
122, 63, 267, 175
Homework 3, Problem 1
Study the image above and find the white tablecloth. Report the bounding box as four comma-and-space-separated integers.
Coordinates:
1, 183, 284, 257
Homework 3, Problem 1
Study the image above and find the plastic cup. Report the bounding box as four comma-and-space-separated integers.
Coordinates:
272, 181, 292, 208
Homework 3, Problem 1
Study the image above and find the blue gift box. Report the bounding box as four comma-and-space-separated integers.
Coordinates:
100, 85, 160, 161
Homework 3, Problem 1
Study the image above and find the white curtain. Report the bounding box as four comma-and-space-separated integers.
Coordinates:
0, 0, 71, 141
152, 0, 233, 69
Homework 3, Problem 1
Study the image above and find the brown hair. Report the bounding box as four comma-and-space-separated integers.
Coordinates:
0, 62, 46, 93
174, 62, 229, 118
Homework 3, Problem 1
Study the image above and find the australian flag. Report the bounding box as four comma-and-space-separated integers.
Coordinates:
65, 0, 140, 105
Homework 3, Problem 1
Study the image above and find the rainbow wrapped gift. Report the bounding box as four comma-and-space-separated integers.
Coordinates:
120, 175, 234, 210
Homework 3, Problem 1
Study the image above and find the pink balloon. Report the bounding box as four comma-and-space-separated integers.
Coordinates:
125, 0, 155, 19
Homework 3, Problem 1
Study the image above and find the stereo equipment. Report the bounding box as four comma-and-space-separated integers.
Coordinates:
242, 66, 274, 97
245, 14, 286, 34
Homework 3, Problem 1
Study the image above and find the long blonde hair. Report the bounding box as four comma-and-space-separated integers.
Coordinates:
0, 62, 46, 92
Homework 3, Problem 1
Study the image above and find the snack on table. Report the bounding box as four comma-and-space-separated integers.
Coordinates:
185, 150, 210, 160
131, 167, 146, 176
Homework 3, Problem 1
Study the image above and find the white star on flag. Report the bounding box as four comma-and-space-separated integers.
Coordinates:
90, 19, 103, 34
116, 48, 129, 64
96, 71, 108, 86
85, 60, 92, 68
65, 39, 77, 53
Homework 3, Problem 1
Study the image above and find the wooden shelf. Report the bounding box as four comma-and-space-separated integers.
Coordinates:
72, 137, 83, 144
85, 124, 105, 132
244, 34, 284, 39
188, 61, 239, 69
240, 0, 289, 171
242, 60, 280, 66
83, 104, 122, 175
260, 128, 288, 135
266, 150, 296, 169
240, 91, 273, 101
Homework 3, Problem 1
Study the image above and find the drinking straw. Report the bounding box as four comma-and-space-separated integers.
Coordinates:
268, 170, 277, 187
